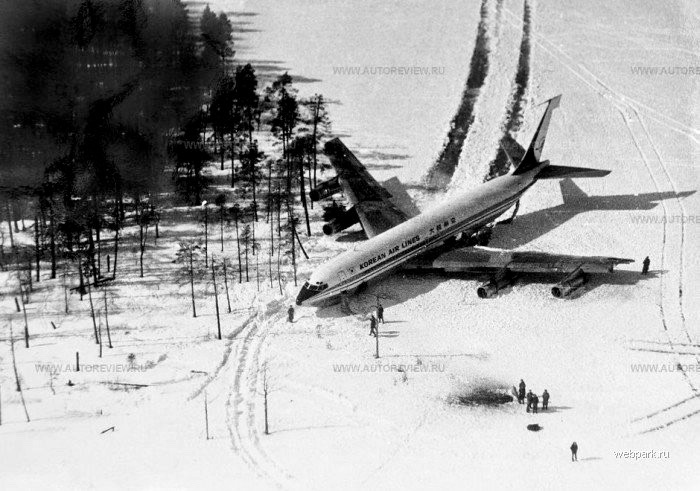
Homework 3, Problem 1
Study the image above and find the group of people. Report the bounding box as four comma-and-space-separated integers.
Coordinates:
517, 380, 550, 413
368, 301, 384, 337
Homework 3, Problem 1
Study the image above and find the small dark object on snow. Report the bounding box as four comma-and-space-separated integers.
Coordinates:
527, 424, 542, 432
642, 256, 650, 274
67, 380, 74, 386
454, 388, 513, 406
101, 426, 115, 434
287, 305, 294, 323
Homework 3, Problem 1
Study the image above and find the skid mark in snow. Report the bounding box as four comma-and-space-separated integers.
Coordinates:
424, 0, 493, 189
449, 0, 523, 193
501, 5, 697, 433
487, 0, 532, 180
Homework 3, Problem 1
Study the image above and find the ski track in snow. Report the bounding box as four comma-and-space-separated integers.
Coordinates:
500, 6, 698, 434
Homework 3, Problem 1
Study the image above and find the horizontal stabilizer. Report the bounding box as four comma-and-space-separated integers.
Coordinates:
538, 165, 611, 179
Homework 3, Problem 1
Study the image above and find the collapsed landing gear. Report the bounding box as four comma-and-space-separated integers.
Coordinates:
497, 199, 520, 225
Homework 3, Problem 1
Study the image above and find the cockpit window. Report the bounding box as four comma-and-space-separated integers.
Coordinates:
304, 281, 328, 292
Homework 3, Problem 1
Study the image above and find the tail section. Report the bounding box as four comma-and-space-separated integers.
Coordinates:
512, 95, 562, 175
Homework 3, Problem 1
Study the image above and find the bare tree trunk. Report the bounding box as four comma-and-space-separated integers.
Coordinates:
263, 365, 269, 435
49, 206, 56, 278
19, 293, 29, 348
219, 207, 224, 252
212, 260, 222, 340
230, 132, 236, 188
298, 159, 311, 236
312, 95, 320, 187
235, 214, 242, 283
9, 324, 30, 422
203, 205, 208, 268
87, 278, 99, 344
33, 215, 41, 282
189, 248, 197, 318
112, 201, 120, 280
62, 264, 69, 314
103, 288, 112, 349
223, 258, 231, 313
5, 202, 14, 249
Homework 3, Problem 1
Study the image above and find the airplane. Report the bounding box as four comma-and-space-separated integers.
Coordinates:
296, 95, 634, 306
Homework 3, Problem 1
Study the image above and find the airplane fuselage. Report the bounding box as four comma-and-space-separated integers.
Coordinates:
296, 164, 542, 306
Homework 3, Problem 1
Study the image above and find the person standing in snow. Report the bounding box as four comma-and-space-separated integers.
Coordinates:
376, 301, 384, 324
526, 390, 533, 412
570, 442, 578, 461
532, 393, 539, 413
542, 390, 550, 411
369, 314, 378, 337
518, 379, 526, 404
287, 305, 295, 323
642, 256, 650, 275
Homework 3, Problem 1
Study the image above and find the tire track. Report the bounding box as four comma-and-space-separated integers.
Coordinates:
424, 0, 493, 190
499, 6, 697, 433
227, 298, 292, 488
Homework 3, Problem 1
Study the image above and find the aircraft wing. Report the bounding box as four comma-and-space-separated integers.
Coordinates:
324, 138, 409, 237
409, 246, 634, 274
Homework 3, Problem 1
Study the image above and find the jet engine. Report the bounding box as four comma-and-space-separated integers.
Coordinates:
551, 266, 588, 298
323, 206, 359, 235
477, 268, 514, 298
310, 176, 341, 201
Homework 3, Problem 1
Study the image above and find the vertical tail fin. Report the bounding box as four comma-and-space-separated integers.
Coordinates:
559, 178, 588, 206
512, 95, 562, 175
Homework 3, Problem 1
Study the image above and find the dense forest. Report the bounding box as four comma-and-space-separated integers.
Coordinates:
0, 0, 332, 295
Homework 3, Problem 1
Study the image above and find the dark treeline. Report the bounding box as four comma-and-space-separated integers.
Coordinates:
0, 0, 331, 292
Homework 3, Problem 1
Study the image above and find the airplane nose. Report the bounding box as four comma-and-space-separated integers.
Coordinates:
296, 285, 314, 306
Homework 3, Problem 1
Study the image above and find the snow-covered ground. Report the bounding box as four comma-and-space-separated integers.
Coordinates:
2, 0, 699, 489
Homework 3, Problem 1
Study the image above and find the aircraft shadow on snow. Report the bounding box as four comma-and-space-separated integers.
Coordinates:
489, 178, 696, 250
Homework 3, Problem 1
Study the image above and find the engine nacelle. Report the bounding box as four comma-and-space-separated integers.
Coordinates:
477, 269, 514, 298
310, 176, 341, 201
551, 266, 588, 298
323, 206, 359, 235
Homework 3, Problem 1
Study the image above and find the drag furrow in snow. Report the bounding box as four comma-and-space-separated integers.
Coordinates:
423, 0, 493, 190
448, 0, 523, 193
486, 0, 532, 180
